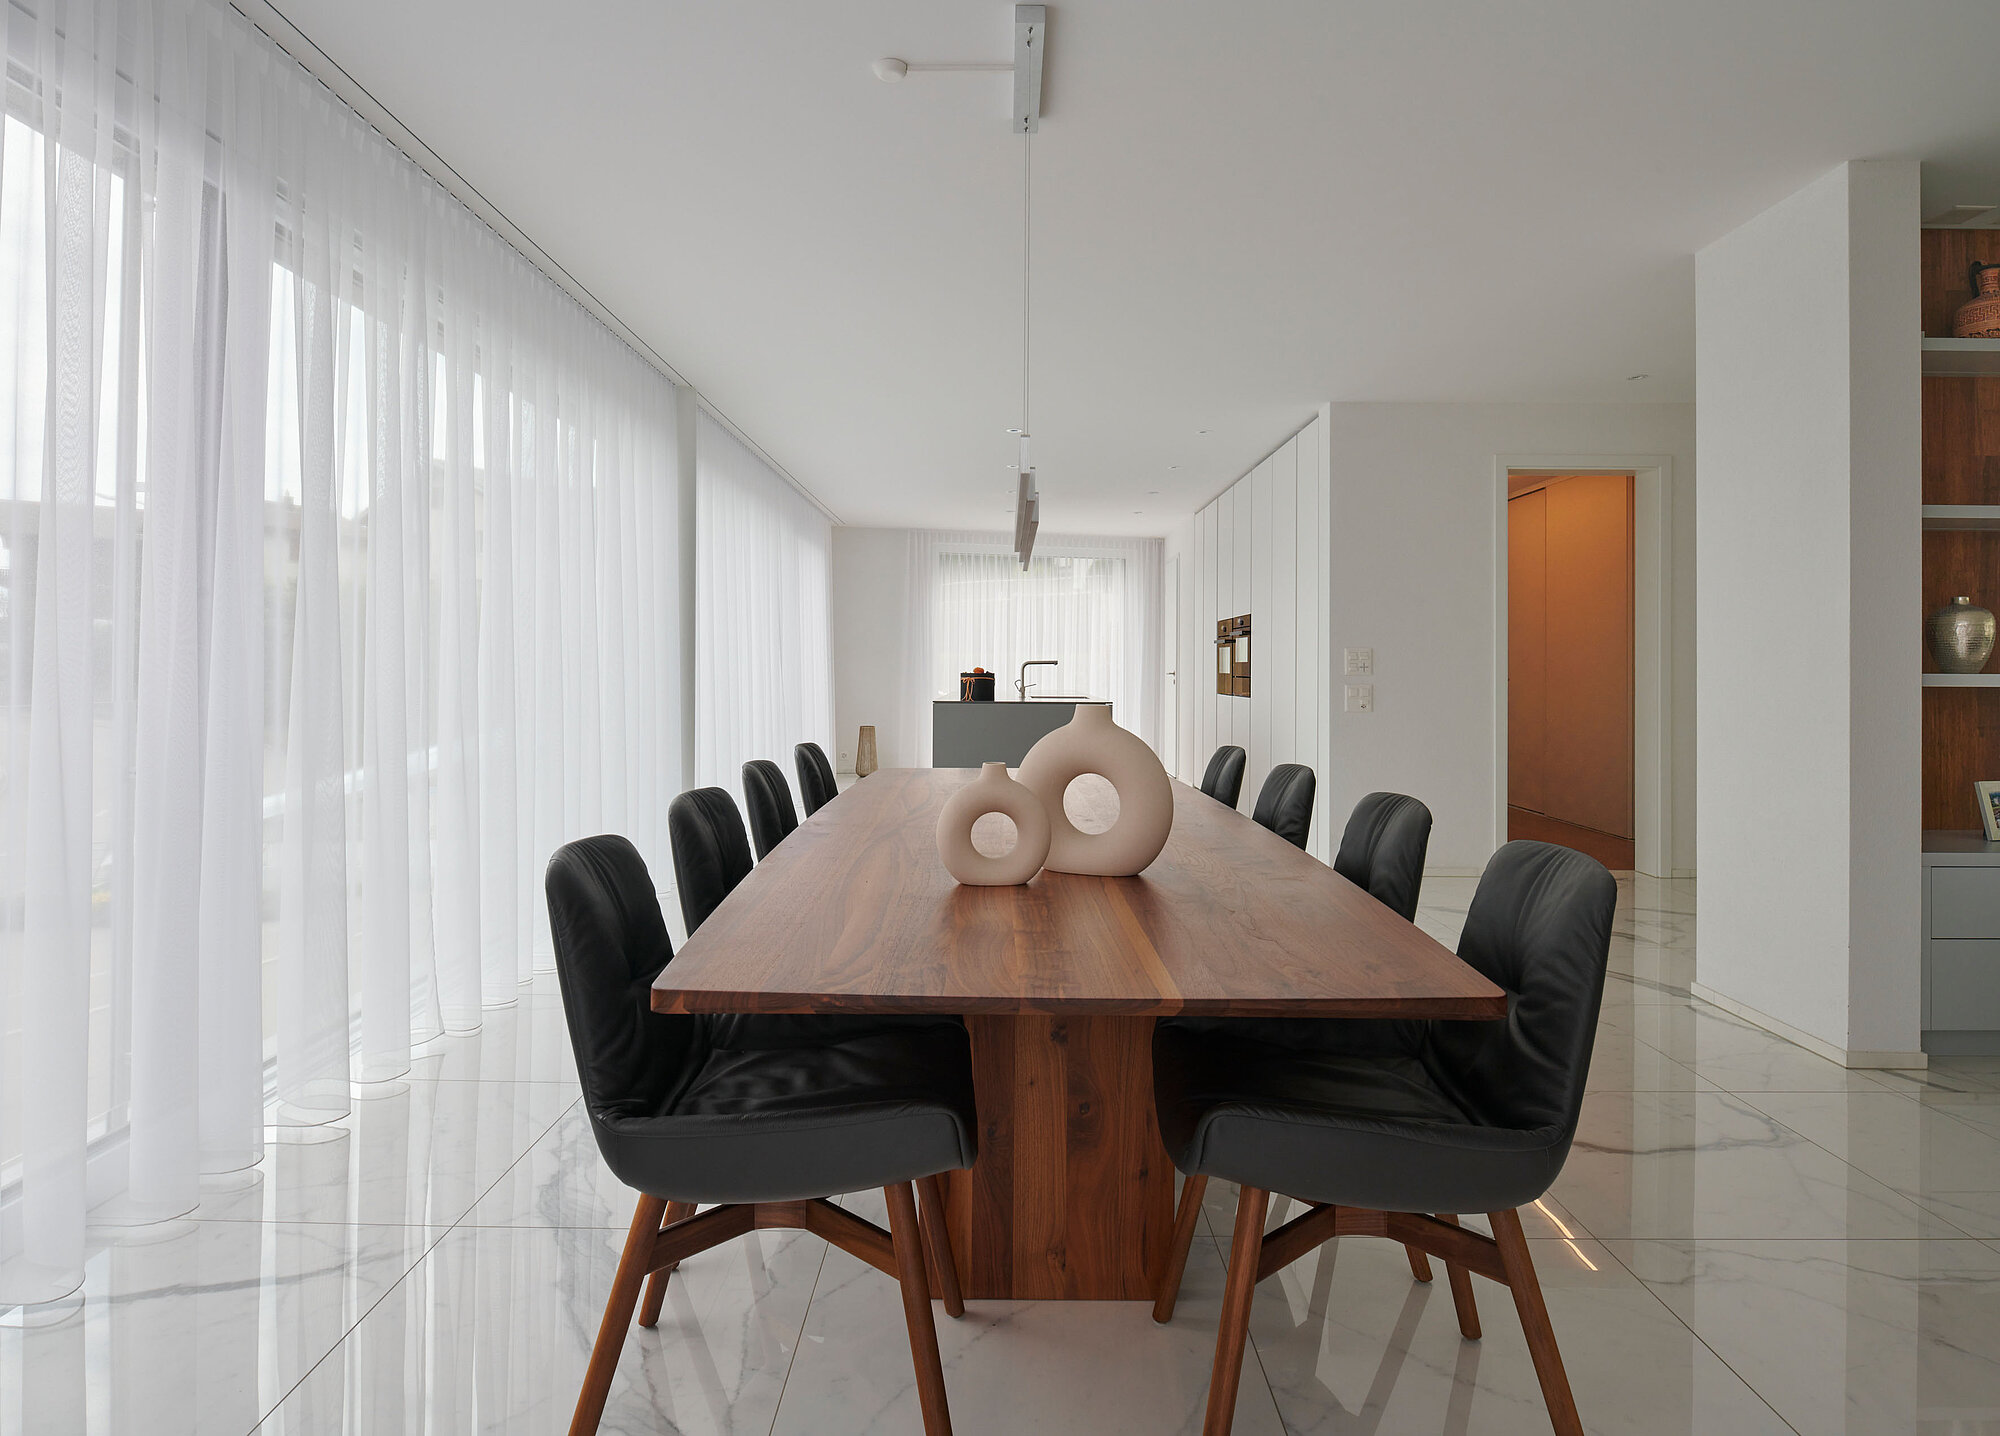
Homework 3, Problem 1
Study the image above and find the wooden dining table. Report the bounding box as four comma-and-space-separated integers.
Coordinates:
652, 766, 1508, 1301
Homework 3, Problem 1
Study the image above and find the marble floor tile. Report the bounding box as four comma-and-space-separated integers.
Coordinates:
1624, 1002, 1899, 1092
1732, 1088, 2000, 1237
0, 1218, 439, 1436
404, 995, 581, 1087
193, 1079, 579, 1229
457, 1102, 638, 1230
769, 1228, 1287, 1436
1553, 1090, 1960, 1239
1249, 1233, 1790, 1435
1616, 1237, 2000, 1434
250, 1220, 825, 1436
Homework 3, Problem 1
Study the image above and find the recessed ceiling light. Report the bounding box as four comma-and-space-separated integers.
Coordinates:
1197, 429, 1210, 435
1145, 489, 1159, 495
1168, 465, 1182, 470
1627, 374, 1649, 381
1132, 509, 1143, 514
1005, 427, 1025, 436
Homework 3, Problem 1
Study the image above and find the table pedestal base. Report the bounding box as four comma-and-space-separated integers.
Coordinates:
942, 1014, 1175, 1300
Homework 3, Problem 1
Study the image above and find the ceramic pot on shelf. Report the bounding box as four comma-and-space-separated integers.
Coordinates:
1016, 703, 1174, 876
1955, 264, 2000, 339
935, 762, 1051, 885
1931, 595, 1997, 674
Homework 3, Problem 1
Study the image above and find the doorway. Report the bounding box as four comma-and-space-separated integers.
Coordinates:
1506, 471, 1636, 870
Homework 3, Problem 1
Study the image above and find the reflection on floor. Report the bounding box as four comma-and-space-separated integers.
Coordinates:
8, 875, 2000, 1433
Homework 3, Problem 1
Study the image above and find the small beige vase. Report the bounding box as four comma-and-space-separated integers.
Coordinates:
855, 725, 879, 777
1017, 703, 1174, 876
936, 762, 1052, 885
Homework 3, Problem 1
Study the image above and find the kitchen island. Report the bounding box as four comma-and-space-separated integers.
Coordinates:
931, 699, 1105, 768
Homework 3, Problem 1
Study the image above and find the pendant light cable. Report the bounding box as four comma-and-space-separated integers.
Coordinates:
1022, 132, 1031, 437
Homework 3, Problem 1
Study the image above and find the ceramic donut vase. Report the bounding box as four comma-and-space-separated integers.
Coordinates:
1016, 703, 1174, 876
935, 762, 1054, 885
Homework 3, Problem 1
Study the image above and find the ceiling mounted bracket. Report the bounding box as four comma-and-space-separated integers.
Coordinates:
1014, 5, 1046, 133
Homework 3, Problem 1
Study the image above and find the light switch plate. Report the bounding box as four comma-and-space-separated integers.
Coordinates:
1343, 647, 1374, 675
1345, 683, 1373, 713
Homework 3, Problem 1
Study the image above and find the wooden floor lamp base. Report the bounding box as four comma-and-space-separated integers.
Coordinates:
570, 1181, 963, 1436
1157, 1187, 1582, 1436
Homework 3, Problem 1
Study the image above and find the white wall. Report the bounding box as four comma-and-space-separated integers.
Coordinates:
1694, 159, 1921, 1061
1165, 413, 1335, 862
830, 527, 914, 772
1170, 401, 1698, 876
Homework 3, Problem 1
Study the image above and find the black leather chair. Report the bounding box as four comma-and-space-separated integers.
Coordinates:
546, 834, 975, 1436
1334, 791, 1433, 921
667, 786, 754, 936
1150, 840, 1617, 1436
742, 759, 799, 859
1250, 763, 1316, 849
795, 741, 838, 816
1199, 745, 1247, 809
669, 785, 944, 1052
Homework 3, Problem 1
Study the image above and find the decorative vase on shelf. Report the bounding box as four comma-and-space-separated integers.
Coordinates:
1016, 703, 1174, 876
855, 725, 878, 777
936, 763, 1051, 885
1956, 264, 2000, 339
1930, 596, 1997, 673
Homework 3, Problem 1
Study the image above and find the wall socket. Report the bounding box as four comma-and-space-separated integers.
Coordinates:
1344, 683, 1374, 713
1343, 647, 1374, 675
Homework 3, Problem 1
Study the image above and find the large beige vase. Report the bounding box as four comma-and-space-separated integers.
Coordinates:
936, 762, 1052, 885
1017, 703, 1173, 876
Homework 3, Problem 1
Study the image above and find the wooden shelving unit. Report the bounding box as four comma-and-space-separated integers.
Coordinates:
1922, 232, 2000, 830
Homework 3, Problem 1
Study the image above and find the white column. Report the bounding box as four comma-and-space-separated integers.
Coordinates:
1694, 159, 1922, 1062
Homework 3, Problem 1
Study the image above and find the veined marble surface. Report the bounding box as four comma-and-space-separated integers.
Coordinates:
10, 873, 2000, 1433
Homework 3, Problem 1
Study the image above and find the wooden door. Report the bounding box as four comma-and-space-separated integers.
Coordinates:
1507, 474, 1634, 867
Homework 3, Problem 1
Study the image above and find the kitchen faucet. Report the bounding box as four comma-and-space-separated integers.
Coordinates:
1018, 659, 1059, 700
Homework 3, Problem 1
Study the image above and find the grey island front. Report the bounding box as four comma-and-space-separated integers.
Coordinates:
931, 700, 1104, 768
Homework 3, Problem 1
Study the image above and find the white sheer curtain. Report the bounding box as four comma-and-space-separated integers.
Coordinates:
694, 411, 833, 807
0, 0, 682, 1306
903, 530, 1163, 766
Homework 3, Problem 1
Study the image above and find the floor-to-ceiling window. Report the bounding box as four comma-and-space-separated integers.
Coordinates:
0, 0, 681, 1307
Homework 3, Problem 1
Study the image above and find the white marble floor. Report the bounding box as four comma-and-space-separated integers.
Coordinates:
10, 875, 2000, 1433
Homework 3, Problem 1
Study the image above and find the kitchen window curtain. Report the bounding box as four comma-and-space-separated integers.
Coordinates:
903, 531, 1164, 767
0, 0, 682, 1307
694, 411, 833, 809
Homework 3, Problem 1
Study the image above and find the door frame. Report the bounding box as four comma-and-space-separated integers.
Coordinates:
1492, 454, 1675, 876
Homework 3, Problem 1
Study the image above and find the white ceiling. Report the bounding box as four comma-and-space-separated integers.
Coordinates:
264, 0, 2000, 534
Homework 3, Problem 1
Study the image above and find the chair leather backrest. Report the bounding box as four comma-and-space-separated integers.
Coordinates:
742, 760, 800, 860
1333, 792, 1434, 921
669, 787, 755, 935
1251, 764, 1316, 850
1200, 746, 1247, 808
545, 835, 695, 1122
1426, 840, 1617, 1144
795, 742, 838, 816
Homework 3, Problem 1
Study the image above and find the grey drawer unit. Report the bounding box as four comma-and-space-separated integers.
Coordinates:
1930, 941, 2000, 1031
1922, 833, 2000, 1052
1931, 868, 2000, 938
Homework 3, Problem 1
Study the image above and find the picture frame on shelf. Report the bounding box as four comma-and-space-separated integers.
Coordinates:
1978, 780, 2000, 843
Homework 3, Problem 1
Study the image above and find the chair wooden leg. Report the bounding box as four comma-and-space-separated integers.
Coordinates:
1203, 1184, 1269, 1436
915, 1174, 964, 1318
637, 1200, 695, 1328
570, 1193, 666, 1436
1489, 1208, 1581, 1436
1435, 1214, 1481, 1340
1153, 1173, 1209, 1323
886, 1182, 954, 1436
1403, 1243, 1434, 1282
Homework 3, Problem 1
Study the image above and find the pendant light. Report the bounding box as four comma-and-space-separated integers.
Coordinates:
1011, 5, 1043, 567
